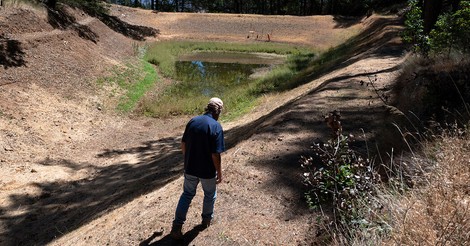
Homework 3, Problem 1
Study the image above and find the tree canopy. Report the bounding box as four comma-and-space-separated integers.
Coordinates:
107, 0, 402, 16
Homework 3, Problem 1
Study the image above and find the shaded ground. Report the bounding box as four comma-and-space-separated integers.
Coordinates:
0, 3, 406, 245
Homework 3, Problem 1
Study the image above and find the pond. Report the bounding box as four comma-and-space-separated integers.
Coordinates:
175, 52, 286, 97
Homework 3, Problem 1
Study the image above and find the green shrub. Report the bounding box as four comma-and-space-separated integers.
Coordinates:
301, 112, 379, 230
403, 0, 470, 55
301, 135, 378, 222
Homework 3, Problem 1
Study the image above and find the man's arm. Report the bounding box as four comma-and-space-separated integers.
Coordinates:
181, 141, 186, 156
211, 153, 222, 184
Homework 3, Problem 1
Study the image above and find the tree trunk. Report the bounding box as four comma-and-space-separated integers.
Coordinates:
327, 0, 335, 15
423, 0, 443, 34
451, 0, 461, 10
133, 0, 140, 7
300, 0, 306, 15
235, 0, 240, 13
47, 0, 57, 8
309, 0, 316, 15
259, 0, 266, 14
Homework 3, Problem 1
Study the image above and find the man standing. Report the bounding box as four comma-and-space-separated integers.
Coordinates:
170, 97, 225, 239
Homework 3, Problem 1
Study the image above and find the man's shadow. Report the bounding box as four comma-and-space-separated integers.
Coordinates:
140, 225, 206, 246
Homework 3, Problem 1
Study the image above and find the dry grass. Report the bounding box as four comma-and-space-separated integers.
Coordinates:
367, 53, 470, 246
393, 55, 470, 123
378, 128, 470, 245
281, 126, 470, 246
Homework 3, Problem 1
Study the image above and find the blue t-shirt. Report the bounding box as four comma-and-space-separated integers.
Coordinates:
182, 113, 225, 179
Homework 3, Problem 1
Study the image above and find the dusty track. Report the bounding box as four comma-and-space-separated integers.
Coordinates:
0, 4, 406, 245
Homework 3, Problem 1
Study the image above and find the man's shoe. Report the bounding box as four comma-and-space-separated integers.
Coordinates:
201, 218, 211, 228
170, 224, 183, 240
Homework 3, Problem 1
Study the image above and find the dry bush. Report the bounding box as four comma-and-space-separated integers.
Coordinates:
393, 54, 470, 124
379, 127, 470, 245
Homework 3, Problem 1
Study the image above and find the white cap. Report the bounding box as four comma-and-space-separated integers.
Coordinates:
206, 97, 224, 114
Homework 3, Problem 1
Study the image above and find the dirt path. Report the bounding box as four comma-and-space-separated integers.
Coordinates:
0, 4, 406, 245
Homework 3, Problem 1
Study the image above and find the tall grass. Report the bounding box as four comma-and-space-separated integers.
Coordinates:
139, 74, 259, 121
372, 57, 470, 245
309, 123, 470, 245
378, 126, 470, 245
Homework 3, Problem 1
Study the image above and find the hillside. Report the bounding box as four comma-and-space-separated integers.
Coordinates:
1, 3, 406, 245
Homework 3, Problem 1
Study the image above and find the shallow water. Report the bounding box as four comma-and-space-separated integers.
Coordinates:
175, 52, 284, 96
178, 51, 286, 65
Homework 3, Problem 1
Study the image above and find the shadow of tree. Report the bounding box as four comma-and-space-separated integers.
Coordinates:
333, 15, 364, 28
0, 34, 26, 70
47, 7, 99, 43
46, 5, 159, 43
331, 16, 406, 64
98, 14, 159, 41
0, 116, 291, 245
255, 16, 406, 96
247, 79, 409, 219
299, 16, 406, 86
0, 137, 182, 245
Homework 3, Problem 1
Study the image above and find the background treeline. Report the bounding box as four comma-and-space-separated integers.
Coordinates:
107, 0, 404, 16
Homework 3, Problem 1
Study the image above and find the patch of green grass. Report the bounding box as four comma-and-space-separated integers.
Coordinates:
117, 61, 158, 112
143, 40, 317, 118
145, 40, 315, 78
97, 60, 158, 113
218, 86, 259, 122
142, 83, 259, 122
96, 30, 365, 120
250, 65, 296, 94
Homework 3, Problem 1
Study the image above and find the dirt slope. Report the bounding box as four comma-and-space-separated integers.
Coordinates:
1, 3, 406, 245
